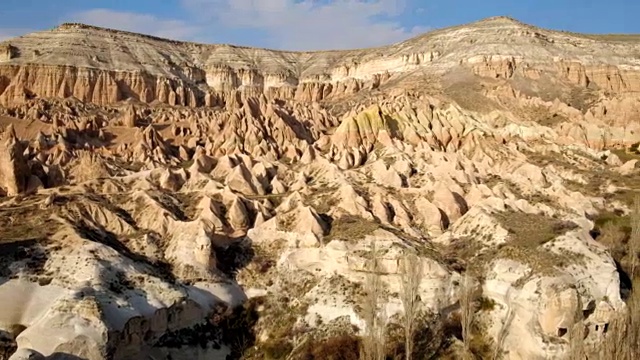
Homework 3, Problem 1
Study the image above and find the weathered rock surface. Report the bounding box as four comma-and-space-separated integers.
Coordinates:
0, 15, 639, 360
1, 17, 640, 109
0, 125, 29, 196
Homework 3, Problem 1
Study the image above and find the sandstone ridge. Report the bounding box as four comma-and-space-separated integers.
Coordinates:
1, 15, 640, 360
1, 17, 640, 107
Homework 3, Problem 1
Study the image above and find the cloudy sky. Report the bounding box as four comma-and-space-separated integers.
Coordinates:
1, 0, 639, 50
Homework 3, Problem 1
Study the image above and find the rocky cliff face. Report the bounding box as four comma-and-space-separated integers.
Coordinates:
1, 16, 640, 360
0, 125, 29, 196
2, 17, 640, 108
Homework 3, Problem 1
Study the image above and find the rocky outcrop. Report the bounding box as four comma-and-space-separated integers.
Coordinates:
120, 105, 139, 127
1, 15, 640, 360
1, 17, 640, 107
0, 125, 29, 196
0, 44, 16, 62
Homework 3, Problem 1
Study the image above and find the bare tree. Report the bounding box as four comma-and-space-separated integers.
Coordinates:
400, 251, 423, 360
599, 312, 631, 360
596, 209, 640, 360
601, 128, 609, 150
594, 279, 640, 360
460, 274, 475, 360
568, 315, 586, 360
361, 241, 386, 360
492, 304, 513, 360
629, 195, 640, 279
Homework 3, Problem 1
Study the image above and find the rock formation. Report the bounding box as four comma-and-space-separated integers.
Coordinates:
0, 15, 639, 360
0, 17, 639, 109
0, 125, 29, 196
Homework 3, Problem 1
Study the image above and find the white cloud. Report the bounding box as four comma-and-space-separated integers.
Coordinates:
181, 0, 427, 50
68, 9, 201, 41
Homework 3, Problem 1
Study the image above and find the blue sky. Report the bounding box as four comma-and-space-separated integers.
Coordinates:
1, 0, 639, 50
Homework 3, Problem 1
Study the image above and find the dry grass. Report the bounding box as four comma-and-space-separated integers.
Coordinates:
0, 207, 58, 242
522, 148, 618, 198
575, 33, 640, 43
289, 333, 361, 360
495, 212, 578, 248
595, 208, 638, 277
571, 197, 640, 359
611, 148, 640, 164
565, 87, 600, 113
581, 277, 640, 360
517, 105, 569, 128
442, 76, 499, 113
276, 212, 296, 232
324, 215, 380, 242
312, 192, 339, 215
493, 212, 580, 277
444, 212, 582, 280
171, 192, 203, 221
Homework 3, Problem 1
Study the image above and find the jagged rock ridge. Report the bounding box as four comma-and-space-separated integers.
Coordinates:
0, 15, 640, 360
1, 17, 640, 108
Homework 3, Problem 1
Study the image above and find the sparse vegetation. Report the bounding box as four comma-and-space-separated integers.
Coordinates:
569, 195, 640, 359
460, 274, 475, 359
595, 278, 640, 359
399, 252, 423, 360
324, 215, 380, 242
361, 241, 387, 360
495, 211, 578, 248
629, 196, 640, 278
521, 105, 569, 127
451, 211, 584, 279
313, 191, 339, 215
155, 299, 259, 359
5, 17, 640, 360
276, 212, 296, 232
0, 199, 60, 242
477, 296, 497, 312
179, 159, 195, 169
441, 70, 500, 113
172, 192, 203, 220
596, 210, 635, 277
290, 333, 361, 360
612, 146, 640, 163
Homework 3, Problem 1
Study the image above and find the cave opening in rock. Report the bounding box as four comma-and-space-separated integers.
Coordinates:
557, 327, 568, 337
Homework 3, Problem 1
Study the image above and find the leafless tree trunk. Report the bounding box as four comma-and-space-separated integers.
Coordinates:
596, 279, 640, 360
629, 195, 640, 279
628, 280, 640, 357
460, 274, 475, 360
400, 251, 423, 360
492, 305, 513, 360
600, 313, 631, 360
361, 241, 386, 360
568, 320, 586, 359
602, 128, 609, 150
